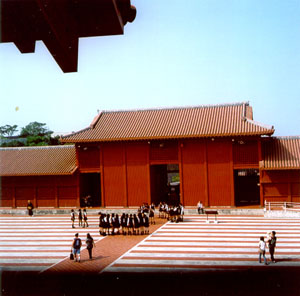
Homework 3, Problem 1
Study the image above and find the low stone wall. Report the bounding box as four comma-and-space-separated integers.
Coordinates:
264, 210, 300, 218
0, 207, 265, 216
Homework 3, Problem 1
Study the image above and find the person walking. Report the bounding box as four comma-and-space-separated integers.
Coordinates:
72, 233, 82, 262
83, 209, 89, 228
71, 209, 75, 228
78, 209, 83, 227
258, 236, 268, 265
27, 200, 34, 216
268, 231, 277, 263
85, 233, 95, 260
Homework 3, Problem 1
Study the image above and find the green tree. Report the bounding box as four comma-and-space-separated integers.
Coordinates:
0, 124, 18, 137
20, 122, 55, 146
20, 122, 52, 137
0, 122, 61, 147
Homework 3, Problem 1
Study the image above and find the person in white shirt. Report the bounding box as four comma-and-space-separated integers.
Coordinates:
197, 201, 204, 214
258, 236, 268, 265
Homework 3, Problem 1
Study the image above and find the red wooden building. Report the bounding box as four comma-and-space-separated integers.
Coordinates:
1, 102, 299, 208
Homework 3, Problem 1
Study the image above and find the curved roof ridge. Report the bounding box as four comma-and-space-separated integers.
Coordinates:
99, 101, 250, 114
62, 127, 90, 139
245, 118, 274, 131
271, 136, 300, 140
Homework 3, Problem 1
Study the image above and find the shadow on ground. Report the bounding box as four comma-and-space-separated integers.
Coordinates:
2, 267, 300, 296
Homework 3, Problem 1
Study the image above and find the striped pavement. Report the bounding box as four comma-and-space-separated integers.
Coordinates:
0, 214, 103, 272
103, 215, 300, 273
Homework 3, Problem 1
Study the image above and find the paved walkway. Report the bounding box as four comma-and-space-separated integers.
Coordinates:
104, 215, 300, 273
45, 218, 164, 274
2, 214, 300, 296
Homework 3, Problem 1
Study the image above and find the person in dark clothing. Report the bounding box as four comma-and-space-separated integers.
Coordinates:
113, 214, 121, 235
72, 233, 82, 262
85, 233, 95, 260
99, 213, 106, 236
78, 209, 83, 227
121, 213, 127, 235
133, 213, 140, 235
71, 209, 75, 228
127, 214, 134, 235
268, 231, 277, 263
27, 200, 34, 216
149, 207, 155, 225
83, 209, 88, 228
143, 213, 150, 234
138, 212, 144, 234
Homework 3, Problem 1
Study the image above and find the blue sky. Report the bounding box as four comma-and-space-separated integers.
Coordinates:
0, 0, 299, 136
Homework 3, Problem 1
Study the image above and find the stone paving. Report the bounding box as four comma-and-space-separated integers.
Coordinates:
2, 213, 300, 296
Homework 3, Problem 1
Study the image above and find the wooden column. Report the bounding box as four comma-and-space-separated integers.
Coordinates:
204, 140, 209, 207
258, 139, 264, 207
12, 184, 16, 208
229, 142, 235, 207
177, 141, 183, 205
123, 143, 128, 207
100, 144, 105, 207
146, 142, 151, 205
34, 185, 38, 208
54, 176, 59, 208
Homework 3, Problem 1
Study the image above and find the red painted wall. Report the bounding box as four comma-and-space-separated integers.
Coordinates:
126, 142, 150, 206
77, 144, 100, 171
1, 174, 79, 208
207, 140, 233, 206
102, 143, 126, 206
233, 140, 259, 168
181, 140, 206, 206
150, 140, 178, 162
261, 170, 300, 203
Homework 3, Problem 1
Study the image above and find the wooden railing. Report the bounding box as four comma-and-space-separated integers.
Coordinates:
264, 201, 300, 212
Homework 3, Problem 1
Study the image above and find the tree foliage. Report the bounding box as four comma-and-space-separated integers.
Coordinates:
0, 122, 61, 147
0, 124, 18, 137
20, 122, 52, 137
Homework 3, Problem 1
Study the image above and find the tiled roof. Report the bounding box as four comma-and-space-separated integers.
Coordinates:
62, 102, 274, 142
0, 145, 77, 176
261, 137, 300, 170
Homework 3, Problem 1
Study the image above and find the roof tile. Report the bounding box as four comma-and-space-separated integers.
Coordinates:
262, 137, 300, 169
62, 102, 274, 142
0, 145, 77, 176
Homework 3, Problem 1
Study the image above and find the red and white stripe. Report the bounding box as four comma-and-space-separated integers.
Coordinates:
103, 215, 300, 273
0, 215, 102, 272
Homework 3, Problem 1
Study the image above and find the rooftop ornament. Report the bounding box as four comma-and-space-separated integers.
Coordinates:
0, 0, 136, 72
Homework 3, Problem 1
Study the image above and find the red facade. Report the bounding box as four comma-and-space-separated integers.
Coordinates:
75, 137, 265, 207
1, 104, 299, 209
1, 174, 79, 208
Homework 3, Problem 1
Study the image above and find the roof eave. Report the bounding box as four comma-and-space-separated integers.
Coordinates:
61, 130, 275, 143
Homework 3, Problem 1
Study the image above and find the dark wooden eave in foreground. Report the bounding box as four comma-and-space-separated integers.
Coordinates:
0, 0, 136, 72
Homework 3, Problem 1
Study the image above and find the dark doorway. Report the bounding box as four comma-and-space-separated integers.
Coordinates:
234, 169, 260, 206
150, 164, 180, 206
80, 173, 101, 207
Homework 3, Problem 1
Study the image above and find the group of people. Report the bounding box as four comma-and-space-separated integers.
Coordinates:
258, 231, 277, 265
71, 208, 89, 228
71, 232, 95, 262
99, 212, 150, 236
158, 202, 184, 222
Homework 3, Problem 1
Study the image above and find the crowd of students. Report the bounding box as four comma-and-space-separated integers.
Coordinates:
158, 202, 184, 222
71, 208, 88, 228
70, 201, 185, 237
98, 212, 150, 236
